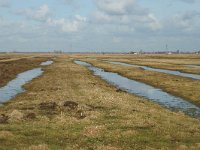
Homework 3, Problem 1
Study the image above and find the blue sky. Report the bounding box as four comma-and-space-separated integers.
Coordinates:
0, 0, 200, 52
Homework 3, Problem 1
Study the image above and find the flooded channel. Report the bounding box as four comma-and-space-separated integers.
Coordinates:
185, 65, 200, 68
0, 60, 53, 104
75, 60, 200, 117
40, 60, 54, 66
107, 61, 200, 80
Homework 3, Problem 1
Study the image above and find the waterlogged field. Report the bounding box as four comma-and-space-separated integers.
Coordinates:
78, 54, 200, 106
0, 54, 200, 150
0, 53, 53, 87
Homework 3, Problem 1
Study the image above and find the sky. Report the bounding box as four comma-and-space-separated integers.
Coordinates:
0, 0, 200, 52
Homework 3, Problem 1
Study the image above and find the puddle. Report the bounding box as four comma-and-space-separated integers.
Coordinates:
40, 60, 54, 66
75, 60, 200, 117
107, 61, 200, 80
0, 68, 43, 103
0, 60, 53, 104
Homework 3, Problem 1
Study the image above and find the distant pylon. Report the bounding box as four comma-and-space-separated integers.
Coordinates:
166, 44, 168, 51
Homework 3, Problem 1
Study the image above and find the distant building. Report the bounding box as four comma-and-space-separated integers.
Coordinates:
130, 51, 138, 55
54, 50, 63, 53
168, 52, 172, 55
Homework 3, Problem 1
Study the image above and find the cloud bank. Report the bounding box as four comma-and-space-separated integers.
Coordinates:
0, 0, 199, 52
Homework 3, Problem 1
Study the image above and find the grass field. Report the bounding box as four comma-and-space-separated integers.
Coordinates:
0, 54, 200, 149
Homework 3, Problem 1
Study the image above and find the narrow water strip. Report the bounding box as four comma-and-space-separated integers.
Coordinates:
40, 60, 54, 66
107, 61, 200, 80
0, 60, 53, 104
185, 65, 200, 68
75, 60, 200, 118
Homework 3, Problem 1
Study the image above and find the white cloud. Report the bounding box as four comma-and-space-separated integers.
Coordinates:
34, 5, 50, 20
47, 15, 86, 33
0, 0, 199, 52
166, 11, 200, 32
146, 14, 162, 30
16, 4, 50, 22
95, 0, 135, 15
16, 4, 86, 33
92, 0, 162, 32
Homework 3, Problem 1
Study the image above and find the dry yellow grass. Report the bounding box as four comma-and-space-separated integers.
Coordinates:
0, 54, 200, 149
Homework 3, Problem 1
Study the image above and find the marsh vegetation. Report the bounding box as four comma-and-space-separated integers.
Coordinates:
0, 54, 200, 150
